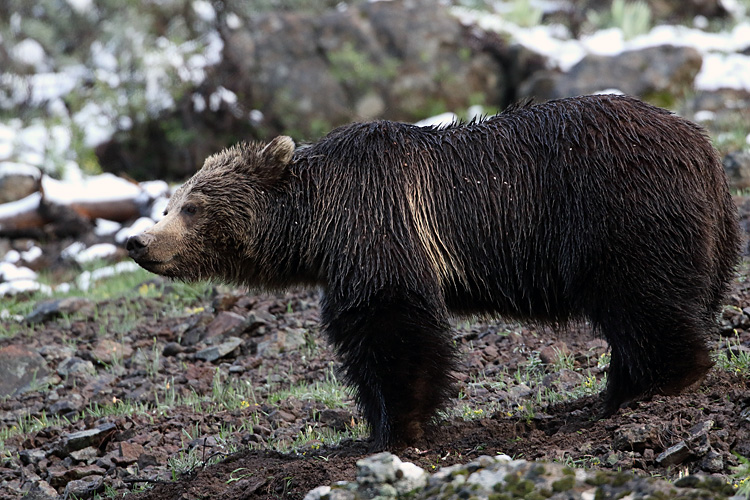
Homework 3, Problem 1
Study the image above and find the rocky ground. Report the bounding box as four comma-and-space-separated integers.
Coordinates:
1, 201, 750, 500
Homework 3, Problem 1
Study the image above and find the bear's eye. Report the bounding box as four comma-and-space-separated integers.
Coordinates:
182, 204, 198, 216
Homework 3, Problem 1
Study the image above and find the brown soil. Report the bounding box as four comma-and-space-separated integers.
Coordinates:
2, 201, 750, 500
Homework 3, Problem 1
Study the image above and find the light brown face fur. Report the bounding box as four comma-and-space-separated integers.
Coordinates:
127, 136, 295, 284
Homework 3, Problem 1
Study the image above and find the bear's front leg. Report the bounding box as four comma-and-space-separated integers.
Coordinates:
321, 290, 456, 449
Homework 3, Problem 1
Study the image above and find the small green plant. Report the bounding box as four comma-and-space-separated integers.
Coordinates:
266, 367, 350, 409
587, 0, 652, 40
714, 332, 750, 376
732, 454, 750, 498
503, 0, 543, 27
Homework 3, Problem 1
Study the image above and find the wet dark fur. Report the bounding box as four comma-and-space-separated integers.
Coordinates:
134, 95, 741, 450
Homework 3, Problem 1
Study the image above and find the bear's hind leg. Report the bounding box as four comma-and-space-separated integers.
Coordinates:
592, 304, 714, 415
321, 291, 456, 449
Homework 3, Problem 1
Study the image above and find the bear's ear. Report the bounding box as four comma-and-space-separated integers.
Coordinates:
260, 136, 295, 166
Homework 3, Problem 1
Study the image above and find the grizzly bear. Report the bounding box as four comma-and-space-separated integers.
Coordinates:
127, 94, 740, 449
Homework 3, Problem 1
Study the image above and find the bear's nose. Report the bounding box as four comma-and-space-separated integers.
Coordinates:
126, 234, 154, 260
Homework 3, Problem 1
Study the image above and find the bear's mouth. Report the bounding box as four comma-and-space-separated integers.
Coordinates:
133, 258, 172, 275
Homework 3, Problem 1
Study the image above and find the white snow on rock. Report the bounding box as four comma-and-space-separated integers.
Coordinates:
149, 196, 169, 222
95, 219, 122, 237
453, 8, 750, 92
0, 262, 37, 282
0, 279, 51, 296
415, 112, 459, 128
3, 250, 20, 264
74, 243, 119, 264
61, 241, 87, 260
42, 173, 141, 205
0, 193, 42, 229
21, 246, 43, 263
115, 217, 155, 244
0, 162, 41, 179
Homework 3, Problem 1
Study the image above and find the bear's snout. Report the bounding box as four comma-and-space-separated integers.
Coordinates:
126, 234, 155, 261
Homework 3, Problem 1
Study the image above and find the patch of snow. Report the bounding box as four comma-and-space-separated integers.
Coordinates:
694, 110, 716, 122
21, 246, 43, 263
77, 261, 140, 291
75, 243, 118, 263
192, 93, 207, 112
453, 8, 750, 91
72, 101, 116, 148
60, 160, 84, 183
43, 173, 140, 204
0, 309, 24, 322
209, 86, 237, 112
192, 1, 216, 22
140, 180, 170, 200
116, 217, 155, 244
0, 193, 41, 228
3, 250, 20, 264
27, 71, 82, 106
95, 219, 122, 237
149, 197, 169, 222
0, 123, 16, 159
415, 112, 459, 128
66, 0, 93, 13
11, 39, 46, 70
91, 41, 118, 73
249, 109, 264, 125
226, 12, 242, 30
0, 162, 41, 178
0, 279, 51, 296
0, 262, 37, 281
61, 242, 86, 260
695, 52, 750, 91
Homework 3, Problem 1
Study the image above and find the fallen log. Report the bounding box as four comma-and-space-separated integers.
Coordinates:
0, 173, 166, 237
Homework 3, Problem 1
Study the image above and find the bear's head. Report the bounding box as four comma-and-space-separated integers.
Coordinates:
127, 135, 295, 285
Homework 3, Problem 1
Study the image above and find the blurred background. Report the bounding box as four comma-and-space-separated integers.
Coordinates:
0, 0, 749, 184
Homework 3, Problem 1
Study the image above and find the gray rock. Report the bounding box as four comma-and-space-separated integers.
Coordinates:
0, 344, 49, 397
700, 450, 724, 473
353, 452, 427, 498
63, 475, 104, 499
57, 356, 96, 377
308, 452, 734, 499
162, 341, 183, 357
25, 296, 95, 324
0, 163, 40, 203
613, 423, 659, 452
194, 336, 243, 362
723, 151, 750, 191
19, 448, 47, 465
656, 441, 691, 466
70, 446, 100, 463
220, 0, 503, 139
49, 393, 84, 415
256, 328, 307, 356
525, 45, 702, 101
61, 423, 116, 454
205, 311, 255, 339
538, 342, 570, 365
91, 339, 133, 364
24, 480, 58, 499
